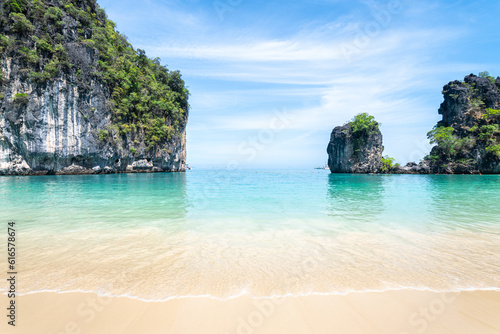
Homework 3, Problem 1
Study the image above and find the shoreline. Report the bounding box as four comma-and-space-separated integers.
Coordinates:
0, 169, 187, 177
3, 169, 500, 177
2, 289, 499, 334
4, 286, 500, 302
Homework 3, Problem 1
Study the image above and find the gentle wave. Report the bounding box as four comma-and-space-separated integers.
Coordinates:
3, 286, 500, 303
2, 172, 500, 301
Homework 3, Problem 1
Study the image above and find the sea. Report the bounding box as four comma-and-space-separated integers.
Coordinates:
1, 170, 499, 300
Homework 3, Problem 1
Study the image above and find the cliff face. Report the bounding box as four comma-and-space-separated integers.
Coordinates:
0, 0, 188, 175
428, 74, 500, 174
327, 115, 383, 173
326, 74, 500, 174
439, 75, 500, 129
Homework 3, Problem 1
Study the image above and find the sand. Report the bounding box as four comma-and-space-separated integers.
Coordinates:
1, 289, 499, 334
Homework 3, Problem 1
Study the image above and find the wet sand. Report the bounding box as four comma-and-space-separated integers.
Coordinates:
2, 289, 499, 334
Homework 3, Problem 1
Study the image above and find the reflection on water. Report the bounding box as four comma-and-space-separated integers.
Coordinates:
1, 171, 500, 298
2, 171, 499, 234
326, 174, 384, 225
325, 174, 500, 234
0, 173, 189, 231
427, 175, 500, 232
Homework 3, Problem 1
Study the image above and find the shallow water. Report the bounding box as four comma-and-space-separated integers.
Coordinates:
1, 170, 499, 299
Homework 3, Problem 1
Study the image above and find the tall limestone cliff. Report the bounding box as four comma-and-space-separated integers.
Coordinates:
327, 113, 383, 173
427, 73, 500, 173
327, 73, 500, 174
0, 0, 188, 175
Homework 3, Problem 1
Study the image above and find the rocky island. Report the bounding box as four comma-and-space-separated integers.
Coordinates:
0, 0, 189, 175
327, 73, 500, 174
326, 113, 383, 173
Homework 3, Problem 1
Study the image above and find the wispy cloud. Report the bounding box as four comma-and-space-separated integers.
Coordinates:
98, 0, 500, 167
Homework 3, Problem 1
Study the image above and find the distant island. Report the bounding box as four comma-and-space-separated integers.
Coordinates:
327, 73, 500, 174
0, 0, 189, 175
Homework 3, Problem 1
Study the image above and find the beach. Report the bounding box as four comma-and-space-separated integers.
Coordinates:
2, 0, 500, 331
1, 172, 500, 333
2, 290, 499, 334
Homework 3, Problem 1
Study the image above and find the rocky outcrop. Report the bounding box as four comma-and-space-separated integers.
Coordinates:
0, 73, 187, 175
429, 73, 500, 174
0, 0, 188, 175
392, 162, 430, 174
327, 122, 383, 173
439, 74, 499, 133
327, 73, 500, 174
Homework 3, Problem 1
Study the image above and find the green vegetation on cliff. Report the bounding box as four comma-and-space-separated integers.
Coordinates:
347, 113, 379, 154
426, 126, 476, 162
427, 72, 500, 172
380, 155, 399, 173
0, 0, 189, 149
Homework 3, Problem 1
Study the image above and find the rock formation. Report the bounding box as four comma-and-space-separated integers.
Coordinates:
0, 0, 188, 175
391, 162, 430, 174
327, 114, 383, 173
428, 73, 500, 174
327, 73, 500, 174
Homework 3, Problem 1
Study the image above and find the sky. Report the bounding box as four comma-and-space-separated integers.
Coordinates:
98, 0, 500, 169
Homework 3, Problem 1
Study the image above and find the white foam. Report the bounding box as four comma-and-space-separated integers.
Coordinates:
2, 286, 499, 302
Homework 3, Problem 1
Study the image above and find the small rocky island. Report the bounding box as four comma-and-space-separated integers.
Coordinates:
327, 113, 383, 173
327, 73, 500, 174
0, 0, 188, 175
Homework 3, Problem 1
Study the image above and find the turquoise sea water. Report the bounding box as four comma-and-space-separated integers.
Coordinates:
1, 170, 499, 299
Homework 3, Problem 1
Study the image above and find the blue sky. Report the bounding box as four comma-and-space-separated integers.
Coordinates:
98, 0, 500, 168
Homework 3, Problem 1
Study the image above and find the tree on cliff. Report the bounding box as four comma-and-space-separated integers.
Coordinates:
427, 73, 500, 173
327, 113, 383, 173
0, 0, 189, 151
0, 0, 189, 175
348, 113, 379, 155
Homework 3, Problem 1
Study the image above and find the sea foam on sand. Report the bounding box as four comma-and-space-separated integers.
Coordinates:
2, 289, 499, 334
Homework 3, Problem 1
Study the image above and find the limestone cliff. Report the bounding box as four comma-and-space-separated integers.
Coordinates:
327, 113, 383, 173
427, 73, 500, 174
0, 0, 188, 175
326, 73, 500, 175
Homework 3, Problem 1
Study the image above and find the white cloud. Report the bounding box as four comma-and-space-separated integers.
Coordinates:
100, 0, 495, 167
